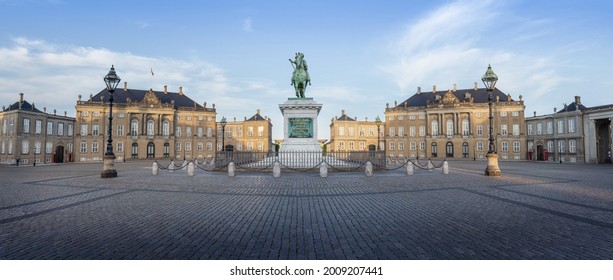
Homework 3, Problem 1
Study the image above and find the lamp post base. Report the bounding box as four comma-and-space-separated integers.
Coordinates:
101, 154, 117, 178
484, 152, 501, 176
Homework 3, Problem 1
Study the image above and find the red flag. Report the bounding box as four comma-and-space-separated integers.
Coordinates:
150, 68, 154, 76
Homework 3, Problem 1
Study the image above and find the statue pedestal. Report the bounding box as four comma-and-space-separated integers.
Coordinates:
278, 98, 322, 152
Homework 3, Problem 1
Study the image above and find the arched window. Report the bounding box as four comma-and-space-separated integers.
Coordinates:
162, 120, 170, 136
131, 143, 138, 159
147, 142, 155, 158
130, 119, 138, 136
462, 119, 469, 136
431, 142, 437, 157
163, 143, 170, 158
446, 141, 454, 157
431, 120, 439, 136
146, 119, 154, 136
462, 142, 469, 158
446, 120, 454, 136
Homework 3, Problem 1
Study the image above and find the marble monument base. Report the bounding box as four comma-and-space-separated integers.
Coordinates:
279, 98, 323, 152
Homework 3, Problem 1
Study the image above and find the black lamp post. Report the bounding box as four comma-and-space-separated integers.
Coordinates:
220, 116, 227, 152
375, 116, 382, 151
482, 64, 501, 176
101, 65, 121, 178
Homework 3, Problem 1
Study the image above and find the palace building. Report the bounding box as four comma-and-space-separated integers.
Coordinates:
328, 110, 384, 152
74, 83, 217, 161
384, 84, 526, 160
216, 109, 274, 152
1, 93, 76, 165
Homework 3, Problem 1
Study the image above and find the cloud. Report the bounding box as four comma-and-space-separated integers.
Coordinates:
378, 0, 570, 116
242, 17, 253, 32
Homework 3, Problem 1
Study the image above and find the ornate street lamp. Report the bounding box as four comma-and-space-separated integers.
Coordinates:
101, 65, 121, 178
220, 116, 227, 152
375, 116, 382, 151
482, 64, 501, 176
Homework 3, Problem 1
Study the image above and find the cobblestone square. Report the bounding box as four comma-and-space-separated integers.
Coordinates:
1, 160, 612, 259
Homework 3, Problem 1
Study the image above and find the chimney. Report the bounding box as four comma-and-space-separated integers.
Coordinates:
496, 96, 500, 102
257, 109, 261, 115
554, 107, 557, 113
233, 117, 236, 122
342, 109, 345, 116
417, 86, 421, 94
124, 82, 128, 92
453, 84, 457, 92
43, 107, 46, 113
64, 111, 67, 117
164, 85, 168, 94
32, 103, 35, 111
533, 111, 536, 117
78, 94, 82, 101
19, 93, 24, 103
179, 86, 183, 95
53, 109, 56, 115
365, 117, 368, 121
203, 101, 207, 108
474, 82, 478, 90
433, 85, 437, 93
244, 117, 247, 121
575, 96, 581, 105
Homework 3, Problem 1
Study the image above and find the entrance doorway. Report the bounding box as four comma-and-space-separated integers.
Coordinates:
537, 145, 544, 161
596, 119, 611, 163
55, 146, 64, 163
446, 141, 454, 158
147, 142, 155, 158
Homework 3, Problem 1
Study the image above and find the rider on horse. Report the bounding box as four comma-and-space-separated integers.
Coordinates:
289, 52, 311, 98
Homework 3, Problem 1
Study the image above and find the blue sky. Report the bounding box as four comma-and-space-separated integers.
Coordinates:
1, 0, 612, 139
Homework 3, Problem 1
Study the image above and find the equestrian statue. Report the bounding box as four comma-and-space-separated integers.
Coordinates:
289, 52, 311, 98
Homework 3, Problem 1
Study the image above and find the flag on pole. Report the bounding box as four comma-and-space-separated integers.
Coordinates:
150, 68, 154, 76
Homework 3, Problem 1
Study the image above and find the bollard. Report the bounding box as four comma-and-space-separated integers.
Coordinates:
320, 162, 328, 178
152, 162, 158, 176
442, 161, 449, 175
228, 162, 236, 177
406, 161, 414, 176
427, 160, 433, 171
168, 160, 175, 173
365, 161, 373, 177
187, 161, 195, 176
273, 161, 281, 178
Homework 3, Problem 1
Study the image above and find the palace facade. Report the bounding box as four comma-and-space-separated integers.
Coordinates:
216, 109, 274, 152
384, 84, 526, 160
328, 110, 384, 152
74, 83, 217, 161
1, 93, 76, 165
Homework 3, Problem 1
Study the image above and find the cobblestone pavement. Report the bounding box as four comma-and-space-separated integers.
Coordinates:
1, 160, 612, 259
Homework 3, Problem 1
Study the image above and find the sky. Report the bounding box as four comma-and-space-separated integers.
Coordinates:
1, 0, 612, 140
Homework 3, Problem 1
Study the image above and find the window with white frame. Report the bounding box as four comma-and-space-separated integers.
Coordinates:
369, 128, 374, 136
513, 141, 520, 152
46, 121, 53, 135
477, 112, 483, 118
131, 119, 139, 136
80, 141, 87, 153
35, 119, 42, 134
359, 142, 365, 150
34, 141, 41, 154
58, 123, 64, 136
92, 142, 98, 153
197, 142, 203, 151
568, 119, 575, 133
8, 140, 12, 154
93, 112, 99, 117
397, 141, 404, 150
338, 126, 346, 136
477, 141, 484, 151
176, 126, 182, 137
9, 118, 14, 134
45, 142, 52, 153
501, 141, 508, 152
512, 111, 519, 117
512, 124, 519, 136
410, 141, 416, 150
117, 142, 123, 152
247, 127, 254, 136
176, 142, 181, 151
197, 127, 203, 137
477, 125, 483, 136
1, 140, 5, 154
389, 127, 395, 137
147, 120, 154, 136
359, 128, 365, 136
398, 126, 404, 136
558, 140, 565, 153
446, 120, 454, 136
92, 124, 99, 136
557, 120, 564, 134
389, 141, 395, 151
2, 119, 6, 134
462, 119, 469, 136
537, 123, 542, 135
546, 121, 553, 134
237, 127, 243, 137
338, 141, 345, 150
22, 118, 30, 133
547, 141, 554, 153
409, 126, 415, 137
21, 141, 29, 154
206, 142, 212, 151
431, 120, 438, 136
258, 126, 264, 137
206, 127, 212, 137
186, 126, 192, 137
257, 142, 263, 151
420, 141, 425, 151
185, 142, 191, 152
501, 124, 508, 136
349, 141, 355, 150
569, 139, 577, 153
247, 142, 254, 151
117, 125, 124, 136
500, 111, 508, 117
527, 124, 533, 135
419, 126, 425, 136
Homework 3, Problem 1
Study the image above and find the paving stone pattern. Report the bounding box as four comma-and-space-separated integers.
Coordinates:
1, 160, 612, 259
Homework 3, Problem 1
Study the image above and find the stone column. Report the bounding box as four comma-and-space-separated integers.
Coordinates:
228, 162, 236, 177
365, 161, 373, 177
187, 161, 194, 176
152, 161, 158, 175
406, 161, 414, 176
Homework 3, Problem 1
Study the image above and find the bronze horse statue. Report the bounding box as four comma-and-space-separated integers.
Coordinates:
289, 52, 311, 98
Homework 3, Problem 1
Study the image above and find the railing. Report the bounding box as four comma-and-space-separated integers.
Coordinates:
214, 150, 387, 171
